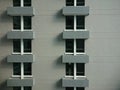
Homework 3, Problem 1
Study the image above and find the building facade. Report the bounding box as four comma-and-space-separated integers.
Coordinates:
0, 0, 120, 90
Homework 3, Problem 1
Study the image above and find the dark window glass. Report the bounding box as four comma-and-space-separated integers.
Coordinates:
77, 0, 85, 6
66, 87, 74, 90
13, 16, 21, 29
24, 16, 31, 29
66, 63, 74, 76
13, 0, 20, 6
76, 63, 84, 76
76, 16, 85, 29
13, 39, 21, 53
76, 39, 84, 53
24, 63, 32, 75
76, 87, 84, 90
24, 39, 31, 52
66, 39, 74, 53
24, 0, 31, 6
66, 16, 74, 29
66, 0, 74, 6
13, 87, 21, 90
13, 63, 21, 75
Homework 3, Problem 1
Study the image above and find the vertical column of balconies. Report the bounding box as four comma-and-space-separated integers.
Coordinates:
6, 0, 35, 89
62, 0, 89, 90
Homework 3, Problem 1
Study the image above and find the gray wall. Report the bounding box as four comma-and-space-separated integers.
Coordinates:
32, 0, 65, 90
86, 0, 120, 90
0, 0, 13, 90
0, 0, 120, 90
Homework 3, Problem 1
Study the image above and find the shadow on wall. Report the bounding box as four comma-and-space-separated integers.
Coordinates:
0, 11, 11, 22
54, 9, 64, 20
55, 79, 63, 89
54, 32, 63, 43
0, 34, 12, 46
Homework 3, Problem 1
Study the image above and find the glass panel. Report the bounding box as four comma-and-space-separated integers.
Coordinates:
24, 0, 31, 6
66, 87, 74, 90
66, 63, 74, 76
13, 63, 21, 75
13, 87, 21, 90
24, 16, 31, 29
76, 16, 85, 29
76, 87, 84, 90
66, 0, 74, 6
77, 0, 85, 6
66, 16, 74, 29
76, 63, 84, 76
76, 39, 84, 53
23, 39, 31, 53
66, 39, 74, 53
24, 63, 32, 75
13, 16, 21, 30
13, 0, 20, 6
13, 39, 21, 53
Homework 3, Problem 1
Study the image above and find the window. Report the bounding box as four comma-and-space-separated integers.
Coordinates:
76, 63, 85, 76
13, 39, 21, 53
24, 87, 32, 90
66, 87, 74, 90
66, 16, 74, 29
66, 39, 74, 53
24, 16, 32, 29
66, 0, 74, 6
66, 0, 84, 6
13, 87, 21, 90
13, 39, 31, 53
13, 16, 21, 30
66, 63, 74, 76
77, 0, 85, 6
76, 16, 85, 29
13, 63, 32, 76
76, 87, 84, 90
24, 0, 31, 6
24, 39, 32, 53
13, 0, 20, 6
13, 0, 31, 6
76, 39, 84, 53
13, 63, 21, 75
24, 63, 32, 75
13, 87, 31, 90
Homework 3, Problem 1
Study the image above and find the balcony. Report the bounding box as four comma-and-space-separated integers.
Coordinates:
63, 30, 89, 39
7, 31, 35, 39
7, 7, 34, 16
7, 54, 35, 63
62, 54, 89, 63
63, 6, 89, 16
7, 78, 34, 87
62, 77, 89, 87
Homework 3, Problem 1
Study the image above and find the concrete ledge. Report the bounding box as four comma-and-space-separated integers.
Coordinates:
7, 78, 34, 86
7, 7, 34, 16
62, 77, 89, 87
63, 6, 89, 15
62, 54, 89, 63
7, 31, 35, 39
63, 31, 89, 39
7, 54, 35, 63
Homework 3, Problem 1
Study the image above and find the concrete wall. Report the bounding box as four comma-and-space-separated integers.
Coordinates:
0, 0, 13, 90
0, 0, 120, 90
86, 0, 120, 90
32, 0, 65, 90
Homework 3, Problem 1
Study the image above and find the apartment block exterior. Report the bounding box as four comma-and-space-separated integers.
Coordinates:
0, 0, 120, 90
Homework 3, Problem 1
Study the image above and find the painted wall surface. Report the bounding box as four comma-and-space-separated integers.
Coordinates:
0, 0, 120, 90
86, 0, 120, 90
0, 0, 13, 90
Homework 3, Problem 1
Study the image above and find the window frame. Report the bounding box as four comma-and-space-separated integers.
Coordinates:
12, 63, 32, 78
